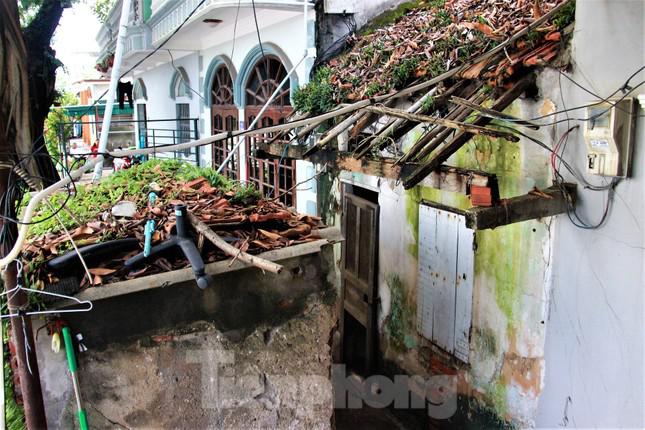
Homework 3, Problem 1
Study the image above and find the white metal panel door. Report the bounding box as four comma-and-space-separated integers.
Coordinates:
417, 204, 474, 362
418, 205, 458, 353
454, 216, 474, 363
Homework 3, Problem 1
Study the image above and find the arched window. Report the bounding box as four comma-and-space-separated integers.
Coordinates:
245, 56, 291, 108
169, 67, 192, 99
133, 78, 147, 101
210, 65, 239, 178
244, 56, 295, 207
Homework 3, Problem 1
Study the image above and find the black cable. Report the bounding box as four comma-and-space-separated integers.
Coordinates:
167, 49, 205, 101
230, 0, 242, 60
251, 0, 265, 59
464, 82, 644, 128
0, 153, 76, 227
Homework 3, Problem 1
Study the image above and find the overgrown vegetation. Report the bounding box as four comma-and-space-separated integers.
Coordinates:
360, 0, 429, 35
24, 159, 260, 239
553, 1, 576, 29
293, 67, 337, 115
392, 57, 420, 89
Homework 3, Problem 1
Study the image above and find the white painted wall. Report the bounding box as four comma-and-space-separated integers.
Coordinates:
536, 1, 645, 428
132, 10, 311, 178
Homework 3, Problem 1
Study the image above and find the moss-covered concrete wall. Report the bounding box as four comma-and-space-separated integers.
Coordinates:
328, 95, 559, 427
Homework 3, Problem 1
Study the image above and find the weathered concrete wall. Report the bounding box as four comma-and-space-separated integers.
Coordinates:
536, 1, 645, 427
37, 249, 338, 429
321, 94, 558, 426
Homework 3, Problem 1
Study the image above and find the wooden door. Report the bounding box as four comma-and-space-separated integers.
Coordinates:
245, 106, 295, 206
341, 192, 379, 374
211, 106, 239, 179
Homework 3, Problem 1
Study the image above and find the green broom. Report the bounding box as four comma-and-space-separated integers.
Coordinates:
62, 327, 89, 430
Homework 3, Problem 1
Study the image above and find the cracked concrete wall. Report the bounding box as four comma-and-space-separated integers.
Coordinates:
38, 300, 335, 429
36, 249, 338, 429
536, 1, 645, 427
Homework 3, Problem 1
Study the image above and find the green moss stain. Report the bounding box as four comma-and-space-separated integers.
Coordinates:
452, 134, 521, 198
360, 1, 429, 35
405, 186, 470, 258
487, 379, 508, 418
473, 326, 497, 358
475, 225, 524, 323
386, 273, 417, 351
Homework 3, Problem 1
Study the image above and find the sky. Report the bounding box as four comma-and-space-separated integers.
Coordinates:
51, 1, 103, 90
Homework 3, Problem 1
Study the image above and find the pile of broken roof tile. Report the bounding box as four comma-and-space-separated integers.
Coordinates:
24, 176, 323, 288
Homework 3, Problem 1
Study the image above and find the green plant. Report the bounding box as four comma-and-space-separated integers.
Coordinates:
427, 0, 446, 8
433, 10, 453, 27
364, 82, 381, 97
230, 184, 262, 205
22, 159, 241, 239
44, 91, 78, 163
93, 0, 117, 24
421, 95, 435, 112
392, 57, 420, 89
427, 55, 447, 77
553, 1, 576, 29
293, 67, 337, 115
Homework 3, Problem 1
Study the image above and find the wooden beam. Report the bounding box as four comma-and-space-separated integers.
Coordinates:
464, 184, 576, 230
363, 105, 520, 141
187, 212, 284, 274
256, 141, 308, 159
402, 73, 535, 189
397, 91, 488, 165
255, 144, 497, 195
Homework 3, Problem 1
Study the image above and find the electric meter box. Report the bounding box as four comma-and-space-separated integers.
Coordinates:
583, 97, 637, 177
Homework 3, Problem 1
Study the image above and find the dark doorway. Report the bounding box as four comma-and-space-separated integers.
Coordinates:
340, 184, 379, 376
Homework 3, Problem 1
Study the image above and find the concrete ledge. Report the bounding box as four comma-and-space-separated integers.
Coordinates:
57, 227, 342, 305
55, 227, 342, 349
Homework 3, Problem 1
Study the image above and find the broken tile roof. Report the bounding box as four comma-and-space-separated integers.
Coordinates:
322, 0, 570, 101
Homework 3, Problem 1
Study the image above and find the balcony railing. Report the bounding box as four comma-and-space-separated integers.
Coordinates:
149, 0, 312, 45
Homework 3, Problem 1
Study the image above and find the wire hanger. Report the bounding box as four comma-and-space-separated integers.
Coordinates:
0, 260, 93, 319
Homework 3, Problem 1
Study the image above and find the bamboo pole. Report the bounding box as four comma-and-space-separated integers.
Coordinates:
187, 212, 283, 274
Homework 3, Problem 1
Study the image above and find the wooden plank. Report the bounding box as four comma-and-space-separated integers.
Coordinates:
188, 212, 283, 274
402, 74, 535, 189
400, 91, 489, 164
256, 141, 308, 160
464, 184, 576, 230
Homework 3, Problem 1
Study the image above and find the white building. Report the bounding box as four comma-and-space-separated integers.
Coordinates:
97, 0, 317, 213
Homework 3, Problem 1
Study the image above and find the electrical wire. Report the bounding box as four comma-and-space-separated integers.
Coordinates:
230, 0, 242, 60
251, 0, 265, 59
167, 49, 205, 101
454, 67, 644, 128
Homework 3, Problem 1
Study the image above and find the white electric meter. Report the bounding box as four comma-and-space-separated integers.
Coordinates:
583, 98, 636, 177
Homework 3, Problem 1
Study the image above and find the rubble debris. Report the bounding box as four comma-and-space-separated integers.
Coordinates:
111, 200, 137, 218
22, 160, 324, 288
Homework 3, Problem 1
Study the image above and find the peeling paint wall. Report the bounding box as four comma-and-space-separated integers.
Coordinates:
326, 93, 559, 426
